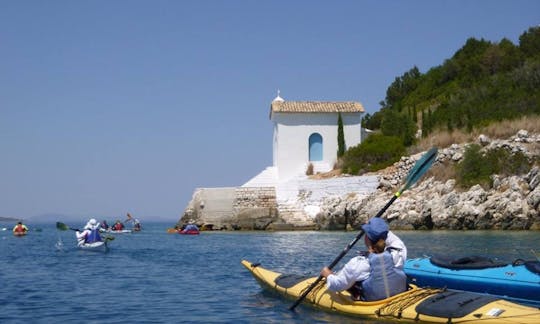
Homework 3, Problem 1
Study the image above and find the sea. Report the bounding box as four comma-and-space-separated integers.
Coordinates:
1, 222, 539, 324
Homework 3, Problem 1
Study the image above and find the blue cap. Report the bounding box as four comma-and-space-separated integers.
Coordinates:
362, 218, 389, 242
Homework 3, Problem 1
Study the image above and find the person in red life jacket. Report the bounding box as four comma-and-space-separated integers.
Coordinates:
111, 220, 124, 231
320, 218, 407, 301
12, 221, 29, 235
75, 218, 102, 247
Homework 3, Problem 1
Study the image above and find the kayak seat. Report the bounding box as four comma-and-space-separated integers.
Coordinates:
430, 255, 508, 270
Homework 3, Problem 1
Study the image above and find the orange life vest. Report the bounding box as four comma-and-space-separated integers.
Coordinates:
14, 224, 27, 233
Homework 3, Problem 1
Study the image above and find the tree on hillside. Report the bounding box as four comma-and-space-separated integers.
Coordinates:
380, 109, 417, 146
519, 26, 540, 59
383, 66, 422, 111
369, 26, 540, 139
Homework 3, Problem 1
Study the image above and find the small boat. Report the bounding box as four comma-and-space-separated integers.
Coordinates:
404, 255, 540, 307
13, 231, 27, 237
178, 224, 200, 235
242, 260, 540, 323
78, 241, 109, 252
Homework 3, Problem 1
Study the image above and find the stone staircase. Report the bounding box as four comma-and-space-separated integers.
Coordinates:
242, 165, 380, 226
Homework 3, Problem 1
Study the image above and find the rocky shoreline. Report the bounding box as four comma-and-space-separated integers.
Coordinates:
317, 130, 540, 231
180, 130, 539, 231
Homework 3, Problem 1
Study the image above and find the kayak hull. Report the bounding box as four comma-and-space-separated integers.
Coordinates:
78, 241, 108, 252
404, 257, 540, 307
178, 230, 199, 235
242, 260, 540, 323
100, 229, 132, 234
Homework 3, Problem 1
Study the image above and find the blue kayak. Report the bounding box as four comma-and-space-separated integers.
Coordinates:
404, 255, 540, 307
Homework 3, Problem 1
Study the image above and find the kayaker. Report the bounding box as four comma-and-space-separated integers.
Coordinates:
133, 219, 141, 231
12, 221, 29, 235
320, 218, 407, 301
111, 220, 124, 231
76, 218, 102, 247
101, 220, 110, 231
184, 223, 199, 232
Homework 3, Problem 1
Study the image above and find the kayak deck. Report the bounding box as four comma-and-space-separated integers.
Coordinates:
242, 260, 540, 323
405, 257, 540, 307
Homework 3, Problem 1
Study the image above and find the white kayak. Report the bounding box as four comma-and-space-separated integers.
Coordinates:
100, 229, 132, 234
78, 241, 109, 252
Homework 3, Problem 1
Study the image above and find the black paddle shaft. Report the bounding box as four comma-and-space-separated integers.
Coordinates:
289, 195, 398, 311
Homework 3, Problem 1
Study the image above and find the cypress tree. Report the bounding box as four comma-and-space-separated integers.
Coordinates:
337, 112, 345, 157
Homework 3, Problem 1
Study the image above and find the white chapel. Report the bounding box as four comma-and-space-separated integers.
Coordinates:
243, 92, 365, 187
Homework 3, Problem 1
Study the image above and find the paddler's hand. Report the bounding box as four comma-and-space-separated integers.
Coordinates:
320, 267, 333, 278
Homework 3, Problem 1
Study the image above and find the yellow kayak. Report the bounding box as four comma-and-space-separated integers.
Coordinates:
242, 260, 540, 323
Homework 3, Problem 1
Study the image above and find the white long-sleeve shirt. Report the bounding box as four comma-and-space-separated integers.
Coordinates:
76, 229, 91, 247
326, 231, 407, 292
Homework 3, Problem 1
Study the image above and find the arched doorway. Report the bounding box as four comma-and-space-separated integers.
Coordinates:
309, 133, 323, 161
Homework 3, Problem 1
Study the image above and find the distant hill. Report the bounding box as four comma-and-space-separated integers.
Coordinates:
26, 213, 79, 224
0, 216, 19, 222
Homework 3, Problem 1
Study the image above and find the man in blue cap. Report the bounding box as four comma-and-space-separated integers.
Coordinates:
320, 217, 407, 301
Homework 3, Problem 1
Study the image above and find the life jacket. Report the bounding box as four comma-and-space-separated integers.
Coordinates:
84, 229, 102, 243
361, 250, 407, 301
185, 224, 199, 231
14, 224, 26, 233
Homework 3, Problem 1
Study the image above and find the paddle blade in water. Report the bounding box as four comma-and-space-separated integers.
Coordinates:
56, 222, 69, 231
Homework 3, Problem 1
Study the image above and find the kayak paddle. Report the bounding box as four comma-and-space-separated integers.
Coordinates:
289, 147, 438, 311
103, 235, 115, 242
56, 222, 79, 231
56, 221, 114, 243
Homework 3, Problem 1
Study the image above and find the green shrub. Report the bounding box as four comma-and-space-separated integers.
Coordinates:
341, 134, 405, 174
456, 144, 492, 188
486, 147, 530, 176
456, 144, 531, 189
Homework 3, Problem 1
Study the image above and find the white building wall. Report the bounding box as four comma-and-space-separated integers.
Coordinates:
271, 112, 362, 181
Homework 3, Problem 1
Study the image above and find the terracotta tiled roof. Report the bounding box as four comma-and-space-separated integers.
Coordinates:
271, 101, 364, 113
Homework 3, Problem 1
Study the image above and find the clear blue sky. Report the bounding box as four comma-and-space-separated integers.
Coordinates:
1, 1, 539, 223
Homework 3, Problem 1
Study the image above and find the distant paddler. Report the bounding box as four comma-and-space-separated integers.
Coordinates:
13, 221, 29, 236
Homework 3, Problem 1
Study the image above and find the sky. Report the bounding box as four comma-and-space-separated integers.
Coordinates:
1, 1, 539, 223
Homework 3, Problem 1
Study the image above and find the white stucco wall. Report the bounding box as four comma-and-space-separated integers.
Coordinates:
271, 112, 362, 180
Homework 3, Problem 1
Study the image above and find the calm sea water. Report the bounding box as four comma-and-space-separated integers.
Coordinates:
1, 222, 539, 323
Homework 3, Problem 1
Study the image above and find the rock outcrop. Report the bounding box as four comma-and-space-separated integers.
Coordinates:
317, 131, 540, 231
180, 130, 539, 231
